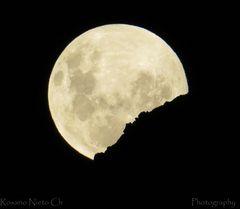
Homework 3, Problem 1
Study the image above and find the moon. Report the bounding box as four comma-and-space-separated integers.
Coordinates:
48, 24, 188, 159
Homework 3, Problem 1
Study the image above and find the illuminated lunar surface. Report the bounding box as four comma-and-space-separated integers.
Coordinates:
48, 24, 188, 159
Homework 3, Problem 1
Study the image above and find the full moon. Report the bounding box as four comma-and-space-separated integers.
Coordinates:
48, 24, 188, 159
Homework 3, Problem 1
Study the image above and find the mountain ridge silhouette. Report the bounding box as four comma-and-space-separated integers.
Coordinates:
94, 95, 191, 164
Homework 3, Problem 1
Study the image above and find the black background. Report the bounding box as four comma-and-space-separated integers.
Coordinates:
1, 2, 239, 208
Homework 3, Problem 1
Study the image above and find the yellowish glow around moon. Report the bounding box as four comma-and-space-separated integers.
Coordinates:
48, 24, 188, 159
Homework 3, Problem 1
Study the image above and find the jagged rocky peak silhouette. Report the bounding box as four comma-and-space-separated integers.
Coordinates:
94, 95, 191, 164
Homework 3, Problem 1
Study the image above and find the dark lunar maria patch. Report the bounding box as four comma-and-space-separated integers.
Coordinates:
54, 71, 64, 86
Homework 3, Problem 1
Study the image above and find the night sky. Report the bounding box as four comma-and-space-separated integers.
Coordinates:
1, 2, 238, 208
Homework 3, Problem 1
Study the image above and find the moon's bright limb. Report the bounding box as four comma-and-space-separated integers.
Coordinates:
48, 24, 188, 159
